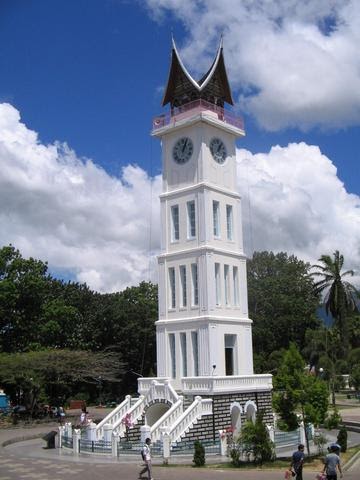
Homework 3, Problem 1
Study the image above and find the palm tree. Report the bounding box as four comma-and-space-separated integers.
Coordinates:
311, 250, 358, 354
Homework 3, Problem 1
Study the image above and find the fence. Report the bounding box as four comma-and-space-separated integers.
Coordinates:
170, 439, 221, 456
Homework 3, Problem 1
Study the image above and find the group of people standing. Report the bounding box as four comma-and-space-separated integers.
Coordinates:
290, 443, 343, 480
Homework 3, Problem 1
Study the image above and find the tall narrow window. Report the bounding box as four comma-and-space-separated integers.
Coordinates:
226, 205, 233, 240
233, 266, 239, 306
179, 265, 187, 308
187, 201, 196, 238
191, 263, 199, 306
213, 200, 220, 237
225, 334, 236, 376
171, 205, 179, 241
224, 264, 230, 305
169, 267, 176, 309
180, 332, 187, 377
169, 333, 176, 379
215, 262, 221, 305
191, 331, 199, 376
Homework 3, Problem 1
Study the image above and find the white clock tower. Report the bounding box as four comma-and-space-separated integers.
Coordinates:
151, 39, 272, 400
94, 40, 273, 445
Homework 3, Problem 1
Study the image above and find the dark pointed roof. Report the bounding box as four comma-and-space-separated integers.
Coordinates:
162, 38, 234, 108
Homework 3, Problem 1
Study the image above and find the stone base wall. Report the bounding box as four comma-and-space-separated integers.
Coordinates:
181, 390, 273, 443
124, 389, 273, 444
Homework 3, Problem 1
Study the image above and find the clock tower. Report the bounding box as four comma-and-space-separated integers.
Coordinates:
151, 38, 273, 412
92, 39, 273, 447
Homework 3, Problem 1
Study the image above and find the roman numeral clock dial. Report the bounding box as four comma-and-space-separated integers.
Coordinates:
172, 137, 193, 164
210, 137, 227, 164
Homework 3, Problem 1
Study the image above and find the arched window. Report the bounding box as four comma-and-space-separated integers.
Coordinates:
244, 400, 257, 423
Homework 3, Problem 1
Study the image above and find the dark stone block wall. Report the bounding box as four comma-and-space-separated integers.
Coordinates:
181, 390, 273, 443
125, 390, 273, 444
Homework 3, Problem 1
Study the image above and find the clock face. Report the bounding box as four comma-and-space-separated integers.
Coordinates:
210, 137, 227, 164
172, 137, 193, 164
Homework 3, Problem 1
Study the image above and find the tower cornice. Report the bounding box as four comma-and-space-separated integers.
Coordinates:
159, 181, 241, 201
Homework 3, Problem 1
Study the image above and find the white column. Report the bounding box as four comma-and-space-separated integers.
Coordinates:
87, 422, 97, 441
162, 431, 171, 463
65, 422, 72, 438
112, 433, 119, 457
58, 426, 65, 448
219, 430, 227, 456
73, 429, 81, 455
103, 423, 113, 443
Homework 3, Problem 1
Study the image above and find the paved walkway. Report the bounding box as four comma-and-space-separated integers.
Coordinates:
0, 405, 359, 480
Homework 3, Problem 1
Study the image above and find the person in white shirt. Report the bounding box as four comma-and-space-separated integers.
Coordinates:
139, 437, 153, 480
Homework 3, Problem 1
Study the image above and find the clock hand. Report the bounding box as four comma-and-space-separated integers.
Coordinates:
182, 139, 188, 153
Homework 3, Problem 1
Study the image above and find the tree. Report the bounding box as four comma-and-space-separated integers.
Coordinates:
193, 440, 205, 466
239, 412, 275, 464
349, 364, 360, 393
337, 425, 347, 453
247, 252, 320, 369
273, 344, 329, 455
311, 250, 358, 355
0, 349, 124, 411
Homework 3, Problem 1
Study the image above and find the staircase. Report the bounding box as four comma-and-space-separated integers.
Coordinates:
95, 379, 179, 439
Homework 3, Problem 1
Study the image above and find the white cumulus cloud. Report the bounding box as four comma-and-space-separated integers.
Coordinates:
145, 0, 360, 130
237, 143, 360, 280
1, 103, 359, 291
0, 103, 161, 292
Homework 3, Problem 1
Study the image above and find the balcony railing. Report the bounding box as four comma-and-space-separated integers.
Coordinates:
181, 374, 272, 394
152, 99, 244, 132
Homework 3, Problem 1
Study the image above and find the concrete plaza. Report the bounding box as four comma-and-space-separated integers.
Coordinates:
1, 417, 360, 480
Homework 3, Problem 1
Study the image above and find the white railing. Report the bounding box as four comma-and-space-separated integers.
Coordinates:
166, 396, 213, 444
111, 380, 179, 437
95, 395, 132, 439
112, 395, 145, 436
150, 397, 184, 443
138, 377, 169, 395
181, 374, 272, 395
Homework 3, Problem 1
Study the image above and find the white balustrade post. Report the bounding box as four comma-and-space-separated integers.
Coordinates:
103, 423, 113, 443
87, 422, 97, 441
162, 431, 171, 463
267, 425, 275, 443
112, 433, 119, 457
58, 426, 65, 448
219, 430, 227, 456
299, 421, 306, 445
140, 424, 151, 444
73, 429, 81, 455
65, 422, 72, 438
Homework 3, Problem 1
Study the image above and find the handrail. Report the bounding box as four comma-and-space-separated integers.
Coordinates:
95, 395, 132, 439
152, 99, 244, 132
167, 396, 212, 444
150, 397, 184, 443
111, 380, 179, 437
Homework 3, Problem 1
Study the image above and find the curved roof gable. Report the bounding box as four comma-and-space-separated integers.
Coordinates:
162, 38, 234, 107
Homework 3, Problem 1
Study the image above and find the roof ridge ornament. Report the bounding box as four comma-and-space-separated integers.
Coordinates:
162, 37, 233, 108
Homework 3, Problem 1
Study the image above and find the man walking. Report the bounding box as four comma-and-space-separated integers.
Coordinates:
139, 437, 153, 480
290, 444, 305, 480
323, 444, 343, 480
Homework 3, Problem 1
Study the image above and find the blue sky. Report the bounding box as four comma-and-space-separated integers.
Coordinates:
0, 0, 359, 292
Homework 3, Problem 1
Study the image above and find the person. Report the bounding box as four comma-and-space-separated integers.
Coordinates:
58, 406, 65, 424
289, 444, 305, 480
80, 407, 88, 426
139, 437, 153, 480
323, 445, 343, 480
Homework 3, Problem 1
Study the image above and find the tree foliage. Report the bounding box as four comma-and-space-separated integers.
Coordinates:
247, 252, 320, 371
239, 412, 275, 464
311, 250, 358, 354
273, 344, 329, 454
0, 349, 123, 409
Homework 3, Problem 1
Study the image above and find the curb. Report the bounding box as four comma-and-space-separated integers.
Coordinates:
1, 432, 48, 448
343, 449, 360, 471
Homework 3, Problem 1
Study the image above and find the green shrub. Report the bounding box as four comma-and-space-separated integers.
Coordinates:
323, 408, 342, 429
314, 433, 328, 455
337, 425, 347, 452
193, 440, 205, 467
230, 447, 241, 467
240, 412, 275, 464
